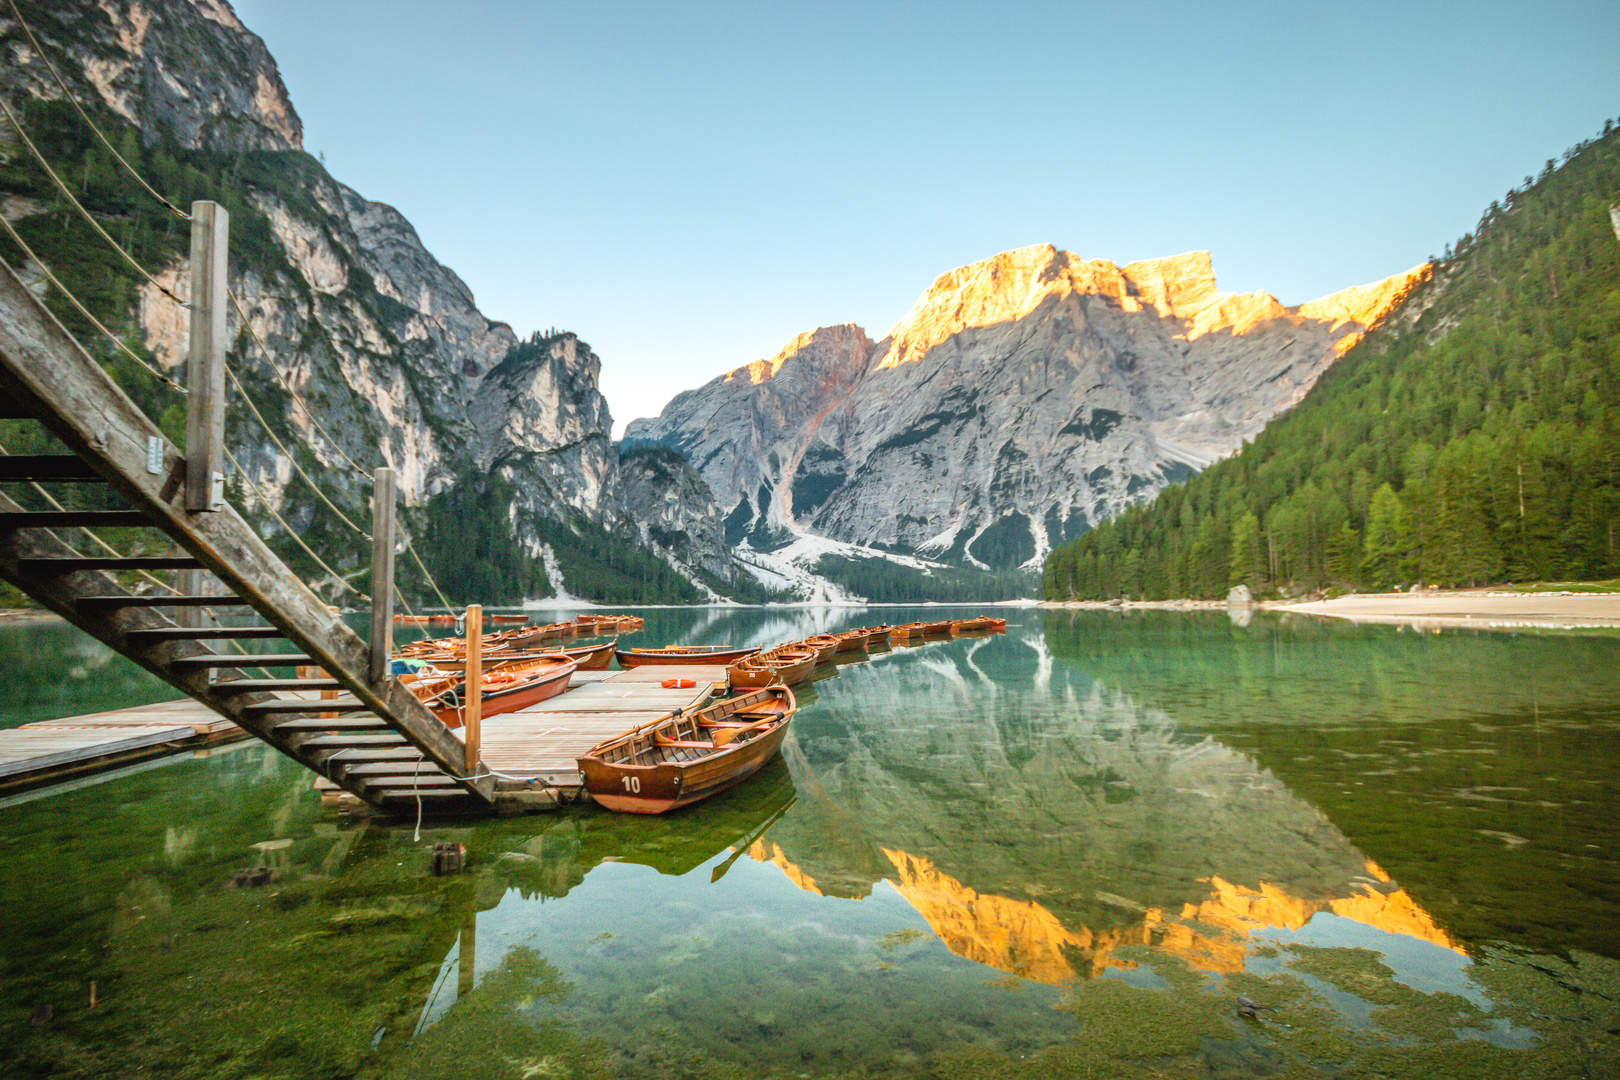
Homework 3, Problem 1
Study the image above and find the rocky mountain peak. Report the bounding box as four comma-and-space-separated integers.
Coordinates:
632, 243, 1426, 581
2, 0, 303, 152
1294, 265, 1431, 356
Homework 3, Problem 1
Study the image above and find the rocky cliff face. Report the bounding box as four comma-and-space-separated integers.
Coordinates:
616, 446, 732, 585
1, 0, 730, 600
629, 245, 1423, 570
1, 0, 301, 153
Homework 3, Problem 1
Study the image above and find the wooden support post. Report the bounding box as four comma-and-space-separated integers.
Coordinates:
463, 604, 481, 774
177, 567, 203, 629
186, 201, 228, 512
369, 467, 396, 686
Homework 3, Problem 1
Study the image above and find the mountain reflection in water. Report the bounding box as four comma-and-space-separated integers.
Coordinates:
3, 607, 1617, 1079
750, 631, 1462, 987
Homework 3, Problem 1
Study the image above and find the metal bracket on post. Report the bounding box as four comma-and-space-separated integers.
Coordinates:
186, 200, 228, 512
369, 467, 396, 687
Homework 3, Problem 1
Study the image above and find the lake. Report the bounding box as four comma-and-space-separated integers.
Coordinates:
1, 606, 1617, 1079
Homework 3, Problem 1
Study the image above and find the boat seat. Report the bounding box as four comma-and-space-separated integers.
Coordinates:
653, 736, 716, 749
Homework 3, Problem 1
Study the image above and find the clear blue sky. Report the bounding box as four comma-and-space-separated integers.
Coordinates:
233, 0, 1620, 436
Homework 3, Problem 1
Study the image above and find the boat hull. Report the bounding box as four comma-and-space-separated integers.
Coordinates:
427, 659, 576, 728
581, 722, 790, 814
578, 687, 794, 814
616, 646, 758, 667
561, 638, 616, 670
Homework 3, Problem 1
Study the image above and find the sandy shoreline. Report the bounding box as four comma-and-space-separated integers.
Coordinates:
1044, 589, 1620, 630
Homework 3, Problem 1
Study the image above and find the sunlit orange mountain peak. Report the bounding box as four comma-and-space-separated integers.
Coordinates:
872, 848, 1464, 986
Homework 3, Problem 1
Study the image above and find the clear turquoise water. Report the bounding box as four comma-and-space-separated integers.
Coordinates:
1, 606, 1617, 1078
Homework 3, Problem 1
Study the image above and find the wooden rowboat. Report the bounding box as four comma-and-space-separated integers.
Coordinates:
487, 613, 530, 625
577, 686, 796, 814
922, 619, 954, 636
404, 654, 576, 729
951, 616, 995, 632
832, 630, 870, 654
861, 625, 894, 646
798, 635, 840, 663
728, 646, 817, 689
889, 622, 926, 641
561, 637, 616, 670
616, 644, 759, 668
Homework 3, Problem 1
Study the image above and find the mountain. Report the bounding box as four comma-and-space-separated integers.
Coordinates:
627, 245, 1421, 581
0, 0, 741, 604
1045, 119, 1620, 601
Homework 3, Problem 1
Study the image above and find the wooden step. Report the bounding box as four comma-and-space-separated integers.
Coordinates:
126, 626, 287, 642
0, 510, 152, 530
0, 456, 104, 482
307, 747, 426, 762
212, 677, 342, 693
239, 698, 365, 716
271, 716, 389, 731
339, 761, 457, 776
167, 653, 314, 671
297, 733, 407, 748
370, 788, 471, 799
351, 771, 461, 786
21, 556, 202, 572
77, 594, 250, 610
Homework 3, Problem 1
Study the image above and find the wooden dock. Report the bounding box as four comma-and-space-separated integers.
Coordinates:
319, 665, 730, 810
0, 666, 728, 805
0, 697, 245, 792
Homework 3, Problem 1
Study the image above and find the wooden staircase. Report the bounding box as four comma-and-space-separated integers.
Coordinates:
0, 262, 491, 810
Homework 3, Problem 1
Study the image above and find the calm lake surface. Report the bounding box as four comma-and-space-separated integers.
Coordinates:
2, 606, 1618, 1079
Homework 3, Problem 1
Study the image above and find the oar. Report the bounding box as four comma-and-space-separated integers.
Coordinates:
711, 796, 798, 882
710, 711, 783, 747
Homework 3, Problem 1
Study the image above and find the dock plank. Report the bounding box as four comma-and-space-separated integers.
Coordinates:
22, 697, 238, 736
476, 667, 722, 785
0, 724, 195, 778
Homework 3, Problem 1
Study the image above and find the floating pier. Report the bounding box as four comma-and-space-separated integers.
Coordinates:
316, 665, 730, 810
0, 697, 245, 793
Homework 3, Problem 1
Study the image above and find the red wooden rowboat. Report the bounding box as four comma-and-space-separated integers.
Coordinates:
578, 687, 796, 814
616, 644, 759, 668
487, 613, 530, 625
403, 654, 576, 729
922, 619, 954, 636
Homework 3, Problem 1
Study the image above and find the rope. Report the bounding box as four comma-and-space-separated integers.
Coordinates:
222, 443, 369, 603
0, 87, 460, 620
0, 95, 188, 306
223, 362, 371, 541
0, 441, 277, 679
0, 214, 186, 393
4, 0, 189, 219
228, 293, 461, 614
401, 534, 456, 614
227, 288, 371, 481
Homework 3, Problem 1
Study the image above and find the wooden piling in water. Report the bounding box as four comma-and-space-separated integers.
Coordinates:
463, 604, 481, 774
